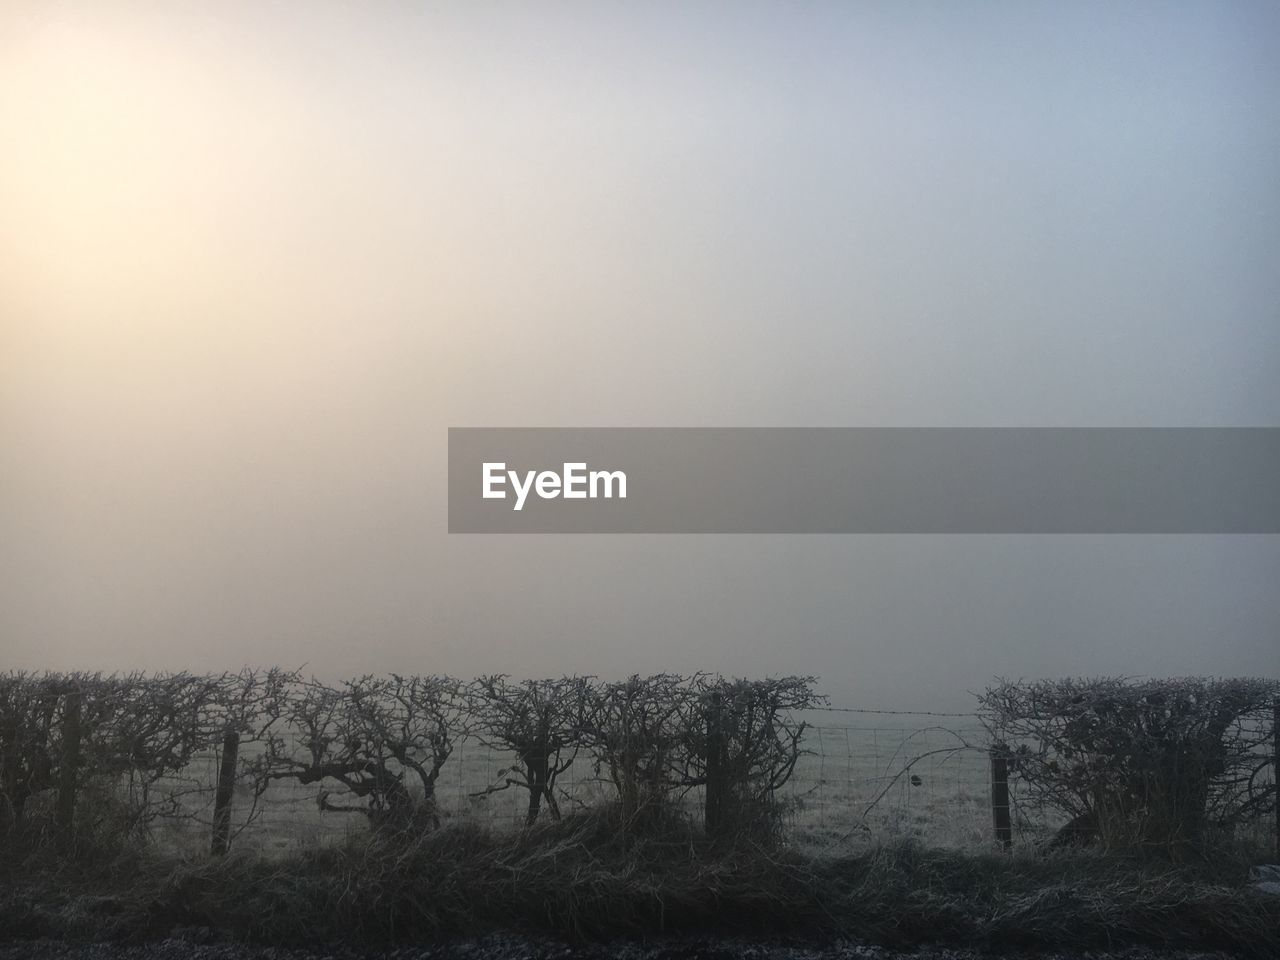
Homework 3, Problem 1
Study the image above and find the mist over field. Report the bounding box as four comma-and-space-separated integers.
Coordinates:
2, 2, 1279, 710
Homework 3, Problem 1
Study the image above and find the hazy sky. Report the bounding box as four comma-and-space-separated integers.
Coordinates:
2, 2, 1277, 709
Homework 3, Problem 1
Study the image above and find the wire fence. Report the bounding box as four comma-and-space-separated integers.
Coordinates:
135, 711, 1055, 856
5, 680, 1271, 859
136, 711, 1277, 859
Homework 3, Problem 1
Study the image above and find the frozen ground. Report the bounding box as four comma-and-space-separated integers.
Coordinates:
0, 938, 1262, 960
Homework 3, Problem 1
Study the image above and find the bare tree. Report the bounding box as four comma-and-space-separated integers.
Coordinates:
688, 675, 824, 840
345, 674, 468, 826
89, 672, 227, 829
978, 676, 1279, 848
582, 674, 695, 822
252, 674, 465, 833
470, 676, 592, 825
0, 670, 239, 840
0, 672, 66, 833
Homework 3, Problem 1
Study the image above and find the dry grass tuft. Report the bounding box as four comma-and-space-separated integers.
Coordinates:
2, 804, 1277, 957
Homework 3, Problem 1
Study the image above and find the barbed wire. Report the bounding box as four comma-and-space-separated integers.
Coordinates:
808, 705, 979, 718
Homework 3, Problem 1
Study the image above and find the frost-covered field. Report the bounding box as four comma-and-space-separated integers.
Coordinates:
146, 722, 1028, 857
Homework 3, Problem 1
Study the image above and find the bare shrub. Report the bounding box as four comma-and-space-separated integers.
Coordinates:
0, 672, 68, 836
0, 670, 239, 847
978, 676, 1279, 849
690, 675, 824, 841
469, 675, 593, 825
253, 674, 468, 833
347, 673, 469, 823
582, 674, 695, 823
85, 672, 227, 830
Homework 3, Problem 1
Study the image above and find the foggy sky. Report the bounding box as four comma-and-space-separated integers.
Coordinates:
2, 1, 1278, 709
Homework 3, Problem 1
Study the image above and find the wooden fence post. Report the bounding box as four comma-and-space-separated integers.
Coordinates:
56, 685, 82, 835
990, 744, 1012, 851
0, 715, 18, 834
211, 726, 240, 856
705, 691, 725, 840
